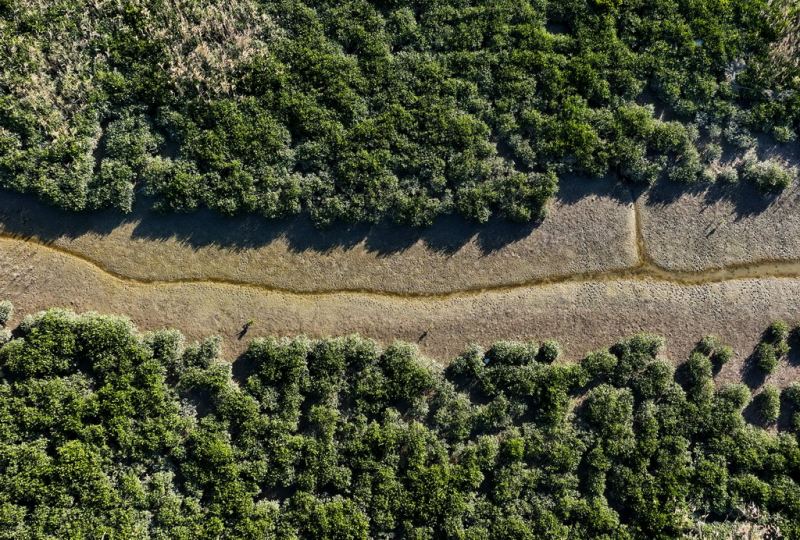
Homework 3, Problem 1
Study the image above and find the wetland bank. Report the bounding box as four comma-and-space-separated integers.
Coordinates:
4, 180, 800, 377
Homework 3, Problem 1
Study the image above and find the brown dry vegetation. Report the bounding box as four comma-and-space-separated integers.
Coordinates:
766, 0, 800, 84
126, 0, 279, 97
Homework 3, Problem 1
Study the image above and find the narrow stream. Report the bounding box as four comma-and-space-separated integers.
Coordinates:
3, 222, 800, 301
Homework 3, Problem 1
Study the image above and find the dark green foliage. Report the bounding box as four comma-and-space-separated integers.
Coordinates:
2, 309, 800, 538
1, 0, 798, 226
685, 352, 714, 403
786, 384, 800, 407
767, 320, 791, 345
717, 383, 752, 411
714, 346, 734, 366
755, 342, 780, 374
696, 335, 721, 356
696, 335, 734, 367
536, 339, 560, 364
756, 385, 781, 424
755, 320, 791, 374
784, 384, 800, 432
484, 340, 538, 366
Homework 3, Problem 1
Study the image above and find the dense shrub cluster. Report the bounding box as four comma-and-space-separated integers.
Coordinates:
1, 0, 798, 226
755, 320, 791, 374
1, 307, 800, 538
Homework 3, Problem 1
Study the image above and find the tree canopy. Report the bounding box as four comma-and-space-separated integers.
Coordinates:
1, 307, 800, 538
1, 0, 798, 226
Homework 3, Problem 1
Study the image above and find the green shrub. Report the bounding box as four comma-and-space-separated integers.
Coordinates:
686, 352, 714, 403
716, 167, 739, 184
485, 341, 538, 367
755, 342, 779, 374
756, 385, 781, 423
784, 383, 800, 407
631, 359, 675, 400
0, 300, 12, 326
144, 328, 186, 379
696, 336, 720, 356
714, 346, 734, 366
696, 335, 734, 366
772, 126, 796, 143
766, 320, 790, 344
784, 384, 800, 432
754, 321, 791, 374
537, 340, 561, 364
717, 384, 751, 410
583, 350, 618, 380
741, 159, 795, 193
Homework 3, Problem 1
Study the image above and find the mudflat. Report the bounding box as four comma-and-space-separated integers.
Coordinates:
2, 236, 800, 389
5, 175, 800, 389
0, 177, 636, 295
641, 181, 800, 271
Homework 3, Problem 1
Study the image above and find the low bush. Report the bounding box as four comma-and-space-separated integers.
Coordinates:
741, 158, 795, 193
696, 335, 734, 367
537, 339, 561, 364
756, 385, 781, 423
755, 343, 779, 373
0, 300, 12, 326
754, 321, 791, 374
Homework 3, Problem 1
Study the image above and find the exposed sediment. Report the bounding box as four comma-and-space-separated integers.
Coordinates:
3, 181, 800, 387
2, 234, 800, 391
0, 178, 638, 295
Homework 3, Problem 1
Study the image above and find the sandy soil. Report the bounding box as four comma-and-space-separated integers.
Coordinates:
0, 177, 636, 295
3, 237, 800, 389
6, 175, 800, 294
641, 179, 800, 272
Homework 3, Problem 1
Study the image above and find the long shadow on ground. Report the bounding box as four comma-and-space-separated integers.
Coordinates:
642, 136, 800, 217
0, 175, 631, 256
642, 176, 795, 219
